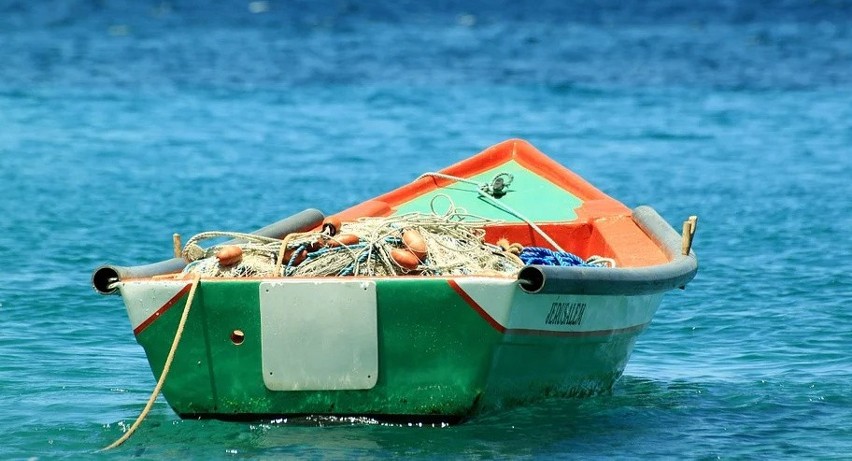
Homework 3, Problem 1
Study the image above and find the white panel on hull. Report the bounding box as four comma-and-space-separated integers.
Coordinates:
259, 280, 378, 391
120, 281, 191, 331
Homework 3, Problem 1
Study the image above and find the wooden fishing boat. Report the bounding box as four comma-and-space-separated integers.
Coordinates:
93, 139, 698, 422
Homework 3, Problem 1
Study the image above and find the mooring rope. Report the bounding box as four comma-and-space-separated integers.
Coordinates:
100, 273, 201, 452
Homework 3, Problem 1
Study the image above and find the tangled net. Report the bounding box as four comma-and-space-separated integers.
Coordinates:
180, 210, 525, 278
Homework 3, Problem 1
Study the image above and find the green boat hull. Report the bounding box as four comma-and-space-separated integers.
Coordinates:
122, 277, 660, 420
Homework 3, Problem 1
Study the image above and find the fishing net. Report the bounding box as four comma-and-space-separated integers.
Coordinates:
179, 210, 525, 278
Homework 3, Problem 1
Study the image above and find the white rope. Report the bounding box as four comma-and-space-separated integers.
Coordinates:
417, 171, 483, 188
418, 171, 566, 253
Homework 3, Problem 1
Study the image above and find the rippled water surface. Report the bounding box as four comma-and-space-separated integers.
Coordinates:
1, 1, 851, 459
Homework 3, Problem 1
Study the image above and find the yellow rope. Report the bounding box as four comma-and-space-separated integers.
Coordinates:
274, 232, 308, 276
100, 273, 202, 452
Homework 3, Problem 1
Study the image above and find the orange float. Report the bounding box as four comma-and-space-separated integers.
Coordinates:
282, 247, 307, 266
402, 229, 428, 261
325, 233, 360, 248
216, 245, 243, 266
390, 248, 420, 270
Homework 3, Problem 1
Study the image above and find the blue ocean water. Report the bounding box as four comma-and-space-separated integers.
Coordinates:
2, 0, 851, 458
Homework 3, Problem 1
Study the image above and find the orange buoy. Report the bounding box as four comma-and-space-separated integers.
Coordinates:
322, 216, 342, 236
325, 233, 360, 248
282, 247, 307, 266
216, 245, 243, 266
402, 229, 428, 261
390, 248, 420, 271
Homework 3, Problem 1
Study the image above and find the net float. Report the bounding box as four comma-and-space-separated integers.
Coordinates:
325, 233, 360, 248
402, 229, 428, 261
390, 248, 420, 270
282, 247, 307, 266
216, 245, 243, 266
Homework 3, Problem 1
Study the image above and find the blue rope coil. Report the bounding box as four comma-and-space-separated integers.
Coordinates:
519, 247, 592, 267
339, 248, 372, 276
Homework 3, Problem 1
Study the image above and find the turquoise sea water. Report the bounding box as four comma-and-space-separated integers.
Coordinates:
2, 1, 851, 459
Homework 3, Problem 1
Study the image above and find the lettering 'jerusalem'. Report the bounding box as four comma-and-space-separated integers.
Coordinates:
545, 302, 587, 326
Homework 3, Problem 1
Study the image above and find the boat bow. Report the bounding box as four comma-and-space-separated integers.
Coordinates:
518, 205, 698, 295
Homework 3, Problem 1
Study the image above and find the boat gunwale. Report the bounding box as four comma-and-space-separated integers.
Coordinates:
517, 205, 698, 295
334, 138, 629, 223
114, 206, 697, 297
95, 140, 697, 297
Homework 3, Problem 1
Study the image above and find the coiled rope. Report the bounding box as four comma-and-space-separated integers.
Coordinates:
99, 273, 201, 452
519, 247, 587, 266
519, 247, 615, 267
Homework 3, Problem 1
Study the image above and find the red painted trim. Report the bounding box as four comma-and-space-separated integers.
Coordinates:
447, 280, 506, 333
509, 140, 610, 201
133, 284, 192, 336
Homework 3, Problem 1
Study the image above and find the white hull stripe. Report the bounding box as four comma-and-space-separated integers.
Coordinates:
123, 278, 659, 338
450, 278, 660, 336
448, 280, 507, 333
121, 281, 192, 335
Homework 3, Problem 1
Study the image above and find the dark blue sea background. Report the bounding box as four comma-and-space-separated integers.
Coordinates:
2, 0, 851, 458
